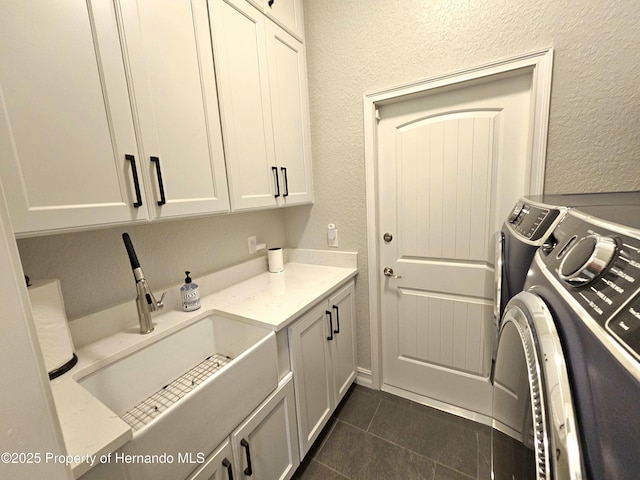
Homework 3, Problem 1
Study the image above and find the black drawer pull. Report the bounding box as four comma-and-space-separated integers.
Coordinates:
126, 154, 143, 208
240, 438, 253, 476
222, 458, 234, 480
281, 167, 289, 197
332, 305, 340, 334
150, 156, 166, 206
272, 166, 280, 198
326, 310, 334, 341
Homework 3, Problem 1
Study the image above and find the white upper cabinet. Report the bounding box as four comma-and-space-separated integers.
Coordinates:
266, 21, 314, 206
0, 0, 313, 235
209, 0, 313, 212
119, 0, 230, 220
0, 0, 148, 236
249, 0, 305, 40
209, 0, 278, 211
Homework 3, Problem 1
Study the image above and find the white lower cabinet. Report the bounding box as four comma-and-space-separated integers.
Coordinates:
289, 281, 357, 457
186, 439, 234, 480
231, 374, 300, 480
187, 374, 299, 480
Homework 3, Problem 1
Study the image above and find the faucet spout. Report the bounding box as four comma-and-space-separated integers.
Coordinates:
134, 270, 165, 334
123, 234, 165, 334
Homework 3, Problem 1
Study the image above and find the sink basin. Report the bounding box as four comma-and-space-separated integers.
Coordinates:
78, 314, 278, 480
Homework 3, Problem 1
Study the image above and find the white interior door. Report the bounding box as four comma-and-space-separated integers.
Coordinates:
378, 68, 537, 416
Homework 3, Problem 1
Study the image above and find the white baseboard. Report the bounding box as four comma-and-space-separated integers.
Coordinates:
355, 367, 373, 388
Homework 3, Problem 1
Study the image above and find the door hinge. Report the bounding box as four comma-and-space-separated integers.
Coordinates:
375, 108, 381, 123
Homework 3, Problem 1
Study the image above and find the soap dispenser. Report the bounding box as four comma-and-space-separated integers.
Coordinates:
181, 271, 201, 312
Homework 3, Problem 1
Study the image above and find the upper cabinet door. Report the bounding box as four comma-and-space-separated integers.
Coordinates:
120, 0, 230, 219
266, 21, 314, 206
264, 0, 305, 41
209, 0, 279, 211
0, 0, 148, 236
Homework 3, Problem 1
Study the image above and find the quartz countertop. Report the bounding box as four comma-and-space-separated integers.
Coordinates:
51, 255, 357, 478
210, 262, 357, 330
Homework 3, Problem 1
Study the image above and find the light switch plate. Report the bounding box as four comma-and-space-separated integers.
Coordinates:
327, 224, 338, 247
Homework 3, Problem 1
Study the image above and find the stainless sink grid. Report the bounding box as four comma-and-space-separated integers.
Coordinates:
121, 353, 231, 431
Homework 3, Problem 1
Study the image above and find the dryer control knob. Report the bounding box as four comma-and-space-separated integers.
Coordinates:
558, 234, 617, 286
507, 201, 525, 223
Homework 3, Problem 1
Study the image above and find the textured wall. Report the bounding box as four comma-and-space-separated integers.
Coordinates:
18, 210, 287, 319
288, 0, 640, 370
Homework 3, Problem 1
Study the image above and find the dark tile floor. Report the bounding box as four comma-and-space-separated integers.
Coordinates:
293, 384, 491, 480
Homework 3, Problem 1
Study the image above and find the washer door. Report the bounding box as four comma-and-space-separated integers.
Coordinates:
491, 292, 583, 480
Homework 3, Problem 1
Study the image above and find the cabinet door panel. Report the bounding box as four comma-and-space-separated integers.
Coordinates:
289, 303, 333, 456
187, 439, 234, 480
265, 0, 304, 41
121, 0, 230, 218
266, 21, 313, 206
209, 0, 277, 211
0, 0, 146, 235
329, 283, 357, 406
232, 376, 299, 480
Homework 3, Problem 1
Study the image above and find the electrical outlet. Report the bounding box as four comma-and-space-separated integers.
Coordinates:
248, 235, 257, 254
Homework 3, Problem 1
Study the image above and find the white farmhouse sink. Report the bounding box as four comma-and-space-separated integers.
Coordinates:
78, 314, 278, 480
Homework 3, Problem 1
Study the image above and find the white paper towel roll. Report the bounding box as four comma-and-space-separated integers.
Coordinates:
28, 279, 76, 378
268, 247, 284, 273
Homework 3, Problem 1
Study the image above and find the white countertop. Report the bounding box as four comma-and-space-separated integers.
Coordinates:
209, 262, 357, 330
51, 257, 357, 478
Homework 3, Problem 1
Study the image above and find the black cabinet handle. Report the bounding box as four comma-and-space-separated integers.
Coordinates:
240, 439, 253, 476
126, 154, 143, 208
268, 0, 274, 7
332, 305, 340, 334
222, 458, 234, 480
281, 167, 289, 197
272, 166, 280, 198
150, 156, 166, 206
326, 310, 334, 341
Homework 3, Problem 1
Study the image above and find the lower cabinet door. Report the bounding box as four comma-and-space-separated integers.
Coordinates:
187, 439, 235, 480
231, 374, 300, 480
329, 282, 357, 406
289, 302, 333, 457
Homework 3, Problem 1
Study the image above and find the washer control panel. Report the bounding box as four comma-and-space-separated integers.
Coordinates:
506, 201, 561, 241
541, 212, 640, 360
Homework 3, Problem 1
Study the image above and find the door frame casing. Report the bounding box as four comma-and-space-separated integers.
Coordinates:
363, 48, 554, 390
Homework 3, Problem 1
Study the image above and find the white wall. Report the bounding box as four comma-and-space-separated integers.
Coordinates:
286, 0, 640, 370
18, 210, 287, 320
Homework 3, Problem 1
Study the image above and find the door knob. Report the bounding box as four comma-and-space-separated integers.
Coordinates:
383, 267, 401, 278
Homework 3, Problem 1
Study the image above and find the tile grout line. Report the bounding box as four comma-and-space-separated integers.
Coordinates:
365, 397, 382, 433
306, 458, 350, 479
477, 430, 480, 480
312, 417, 340, 459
